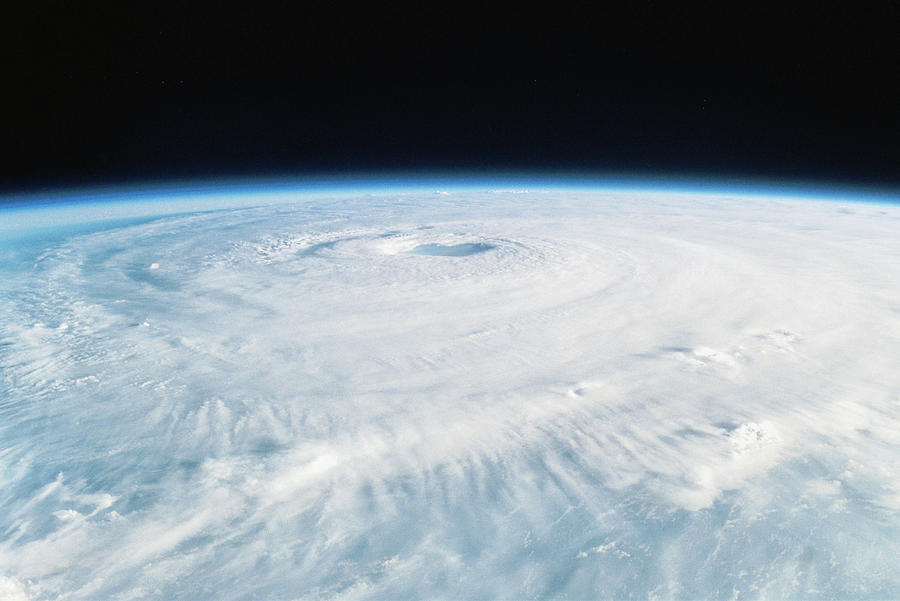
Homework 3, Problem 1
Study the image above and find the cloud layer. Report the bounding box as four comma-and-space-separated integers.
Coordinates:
1, 189, 898, 599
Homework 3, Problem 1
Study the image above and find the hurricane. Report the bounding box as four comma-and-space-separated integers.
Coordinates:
1, 183, 898, 600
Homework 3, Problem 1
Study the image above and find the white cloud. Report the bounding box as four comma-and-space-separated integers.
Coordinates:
0, 188, 898, 599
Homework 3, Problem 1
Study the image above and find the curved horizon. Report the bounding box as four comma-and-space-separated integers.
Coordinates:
3, 170, 899, 208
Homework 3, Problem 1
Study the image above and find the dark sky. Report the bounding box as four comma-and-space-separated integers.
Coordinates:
3, 4, 897, 193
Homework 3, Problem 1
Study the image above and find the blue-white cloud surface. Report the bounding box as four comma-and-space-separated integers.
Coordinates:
1, 185, 898, 600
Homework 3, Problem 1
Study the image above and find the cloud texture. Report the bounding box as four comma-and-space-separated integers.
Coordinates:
1, 188, 898, 599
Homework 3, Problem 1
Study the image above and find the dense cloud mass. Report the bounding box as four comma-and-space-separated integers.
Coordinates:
1, 188, 899, 599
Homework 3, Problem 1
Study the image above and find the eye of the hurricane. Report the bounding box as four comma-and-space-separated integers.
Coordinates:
407, 242, 496, 256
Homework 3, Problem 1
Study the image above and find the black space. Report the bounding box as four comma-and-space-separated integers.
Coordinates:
2, 4, 897, 193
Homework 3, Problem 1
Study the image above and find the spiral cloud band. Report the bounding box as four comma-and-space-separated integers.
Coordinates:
1, 186, 898, 599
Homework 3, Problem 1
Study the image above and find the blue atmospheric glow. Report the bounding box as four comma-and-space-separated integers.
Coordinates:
1, 172, 898, 212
